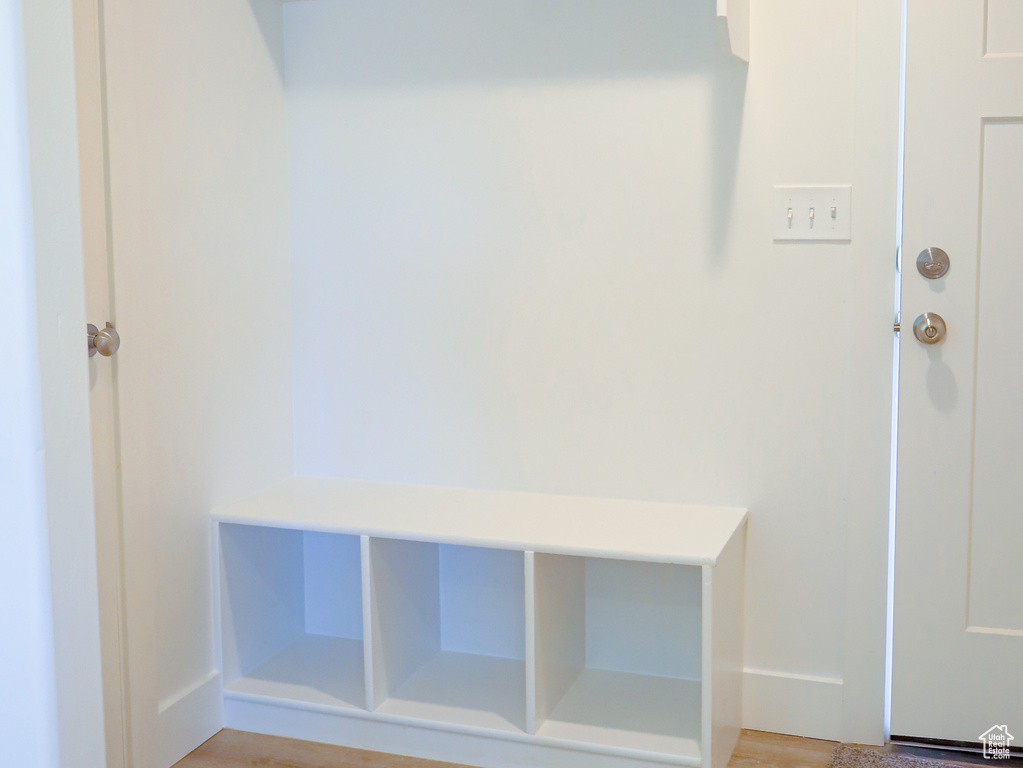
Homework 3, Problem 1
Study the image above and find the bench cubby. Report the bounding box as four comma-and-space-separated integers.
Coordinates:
529, 554, 703, 758
214, 477, 745, 768
218, 524, 365, 709
368, 539, 526, 732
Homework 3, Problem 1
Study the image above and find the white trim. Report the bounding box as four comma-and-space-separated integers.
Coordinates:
224, 694, 700, 768
158, 671, 222, 768
843, 0, 904, 745
966, 625, 1023, 638
741, 669, 843, 741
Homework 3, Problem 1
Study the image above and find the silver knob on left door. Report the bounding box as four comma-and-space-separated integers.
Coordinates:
88, 322, 121, 357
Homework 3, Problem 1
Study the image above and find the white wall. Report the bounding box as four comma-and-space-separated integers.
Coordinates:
2, 0, 108, 765
286, 0, 900, 742
0, 2, 60, 764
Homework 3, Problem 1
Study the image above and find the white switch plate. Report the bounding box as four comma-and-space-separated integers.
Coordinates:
774, 185, 852, 241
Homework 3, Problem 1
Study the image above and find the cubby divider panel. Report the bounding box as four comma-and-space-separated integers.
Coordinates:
219, 523, 365, 709
531, 553, 703, 760
368, 538, 526, 732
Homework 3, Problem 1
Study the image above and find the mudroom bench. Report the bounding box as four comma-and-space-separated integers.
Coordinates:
213, 477, 746, 768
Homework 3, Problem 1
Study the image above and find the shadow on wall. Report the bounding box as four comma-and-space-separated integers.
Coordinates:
269, 0, 747, 264
282, 0, 737, 85
247, 0, 287, 81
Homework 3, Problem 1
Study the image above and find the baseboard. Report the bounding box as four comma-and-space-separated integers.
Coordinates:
742, 668, 843, 741
224, 693, 698, 768
158, 670, 223, 768
214, 670, 842, 763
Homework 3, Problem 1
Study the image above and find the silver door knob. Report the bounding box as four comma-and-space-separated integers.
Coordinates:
913, 312, 946, 344
88, 322, 121, 357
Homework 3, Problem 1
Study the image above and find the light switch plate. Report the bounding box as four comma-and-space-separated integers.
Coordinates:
774, 185, 852, 241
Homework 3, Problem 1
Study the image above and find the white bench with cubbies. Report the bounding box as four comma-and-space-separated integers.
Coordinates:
214, 477, 746, 768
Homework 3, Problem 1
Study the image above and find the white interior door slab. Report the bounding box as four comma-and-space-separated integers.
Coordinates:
93, 1, 294, 764
73, 0, 128, 765
894, 0, 1023, 744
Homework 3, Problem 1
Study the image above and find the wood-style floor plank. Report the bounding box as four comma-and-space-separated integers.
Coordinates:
174, 728, 840, 768
731, 729, 838, 768
171, 728, 467, 768
175, 724, 999, 768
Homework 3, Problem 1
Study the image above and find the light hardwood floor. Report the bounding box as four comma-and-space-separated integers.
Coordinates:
174, 728, 841, 768
172, 728, 995, 768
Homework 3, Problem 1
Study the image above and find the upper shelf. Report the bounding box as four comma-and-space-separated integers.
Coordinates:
213, 476, 747, 566
717, 0, 750, 62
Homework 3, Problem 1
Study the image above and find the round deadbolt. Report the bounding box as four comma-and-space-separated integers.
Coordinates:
916, 247, 950, 279
913, 312, 946, 345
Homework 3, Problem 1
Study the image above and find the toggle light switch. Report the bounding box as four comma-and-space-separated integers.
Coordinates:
774, 185, 852, 242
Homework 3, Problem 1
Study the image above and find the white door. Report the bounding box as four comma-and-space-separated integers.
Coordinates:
73, 1, 294, 765
73, 0, 130, 765
894, 0, 1023, 745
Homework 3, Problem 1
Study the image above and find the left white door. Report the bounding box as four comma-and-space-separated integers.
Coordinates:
73, 1, 294, 764
73, 1, 127, 766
